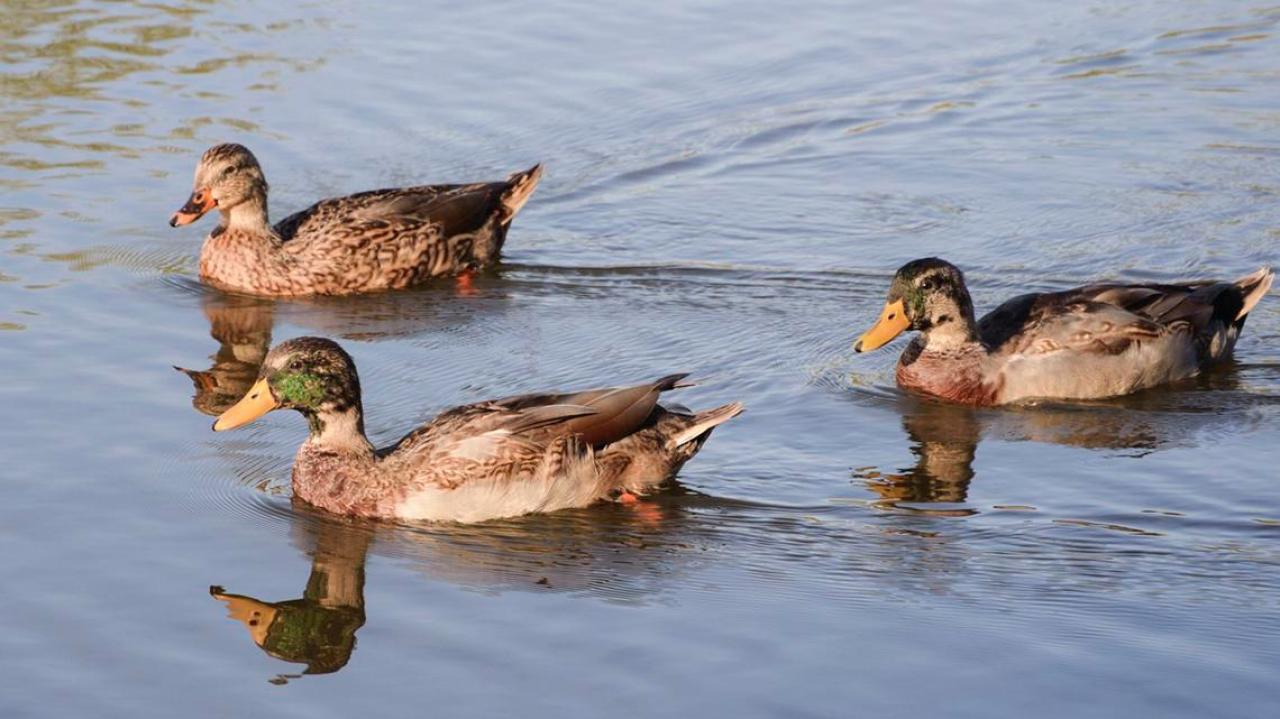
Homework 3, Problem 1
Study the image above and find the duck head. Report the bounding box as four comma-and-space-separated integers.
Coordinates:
213, 337, 365, 441
170, 143, 269, 228
210, 586, 364, 676
854, 258, 977, 352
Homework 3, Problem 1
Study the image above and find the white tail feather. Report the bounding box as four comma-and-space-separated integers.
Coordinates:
670, 402, 745, 447
501, 163, 543, 221
1234, 266, 1274, 321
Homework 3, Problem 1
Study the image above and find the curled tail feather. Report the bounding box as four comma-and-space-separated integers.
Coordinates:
653, 373, 694, 391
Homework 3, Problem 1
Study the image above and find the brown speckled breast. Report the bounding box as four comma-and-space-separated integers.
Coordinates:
292, 445, 395, 518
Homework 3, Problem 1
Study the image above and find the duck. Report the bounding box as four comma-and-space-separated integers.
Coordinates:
169, 143, 542, 296
209, 337, 743, 522
854, 257, 1273, 405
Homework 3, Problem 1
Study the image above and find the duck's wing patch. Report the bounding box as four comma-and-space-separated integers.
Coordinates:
1005, 301, 1166, 357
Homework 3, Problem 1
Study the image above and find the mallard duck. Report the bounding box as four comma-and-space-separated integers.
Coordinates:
210, 337, 743, 522
854, 257, 1273, 405
169, 143, 542, 296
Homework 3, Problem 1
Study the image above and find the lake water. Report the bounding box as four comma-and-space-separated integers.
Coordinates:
1, 0, 1278, 716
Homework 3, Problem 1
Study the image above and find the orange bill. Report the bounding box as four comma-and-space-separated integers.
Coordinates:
169, 187, 217, 227
854, 299, 909, 352
213, 378, 276, 431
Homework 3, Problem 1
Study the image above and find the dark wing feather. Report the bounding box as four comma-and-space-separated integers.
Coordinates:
487, 374, 690, 447
979, 280, 1247, 355
273, 183, 507, 242
385, 375, 690, 456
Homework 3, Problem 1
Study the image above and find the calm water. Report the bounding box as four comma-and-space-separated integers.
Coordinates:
2, 0, 1278, 716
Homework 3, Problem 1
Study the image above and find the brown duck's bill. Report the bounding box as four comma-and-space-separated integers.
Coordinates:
169, 188, 216, 227
213, 378, 276, 431
854, 299, 909, 352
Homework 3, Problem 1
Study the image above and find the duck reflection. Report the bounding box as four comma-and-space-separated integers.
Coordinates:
211, 513, 370, 678
861, 364, 1262, 510
176, 281, 503, 416
210, 492, 719, 680
862, 402, 978, 508
176, 294, 275, 416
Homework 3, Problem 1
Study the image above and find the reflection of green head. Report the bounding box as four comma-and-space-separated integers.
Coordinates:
260, 600, 365, 675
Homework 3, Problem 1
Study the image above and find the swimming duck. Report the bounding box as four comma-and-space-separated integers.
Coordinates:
854, 258, 1273, 405
170, 143, 542, 296
210, 337, 743, 522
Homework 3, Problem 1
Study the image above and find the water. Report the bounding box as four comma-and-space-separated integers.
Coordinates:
2, 0, 1278, 716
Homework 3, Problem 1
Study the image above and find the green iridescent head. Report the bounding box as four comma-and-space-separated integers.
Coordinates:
855, 258, 976, 352
213, 337, 364, 433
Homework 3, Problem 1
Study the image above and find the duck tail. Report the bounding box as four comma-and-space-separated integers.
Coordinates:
653, 373, 695, 392
1233, 266, 1274, 322
498, 163, 543, 224
669, 402, 745, 448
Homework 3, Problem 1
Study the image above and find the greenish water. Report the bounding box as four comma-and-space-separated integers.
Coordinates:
1, 1, 1278, 716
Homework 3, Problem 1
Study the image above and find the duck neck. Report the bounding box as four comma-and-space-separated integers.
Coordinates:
305, 529, 370, 610
303, 407, 375, 458
921, 315, 981, 352
918, 290, 982, 352
219, 191, 272, 236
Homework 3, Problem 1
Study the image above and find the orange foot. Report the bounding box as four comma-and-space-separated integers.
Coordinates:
616, 491, 639, 505
455, 270, 477, 296
626, 497, 663, 526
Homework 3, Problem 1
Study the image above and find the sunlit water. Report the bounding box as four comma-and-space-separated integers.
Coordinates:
1, 0, 1278, 716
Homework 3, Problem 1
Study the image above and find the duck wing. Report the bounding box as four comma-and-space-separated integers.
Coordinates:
273, 183, 505, 242
994, 299, 1168, 357
273, 164, 543, 243
476, 373, 692, 447
981, 268, 1273, 359
387, 373, 692, 460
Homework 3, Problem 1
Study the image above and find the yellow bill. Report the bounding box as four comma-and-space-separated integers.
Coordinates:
854, 299, 909, 352
211, 587, 279, 647
213, 378, 277, 431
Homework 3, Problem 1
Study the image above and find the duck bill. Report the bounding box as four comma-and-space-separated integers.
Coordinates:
213, 378, 277, 431
211, 586, 279, 647
169, 188, 216, 227
854, 299, 909, 352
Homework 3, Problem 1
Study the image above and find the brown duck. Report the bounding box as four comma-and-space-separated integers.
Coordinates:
855, 257, 1273, 405
210, 337, 744, 523
170, 143, 542, 296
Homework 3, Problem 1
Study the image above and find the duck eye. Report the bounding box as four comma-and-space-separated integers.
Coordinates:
920, 279, 935, 291
221, 164, 236, 176
288, 359, 303, 371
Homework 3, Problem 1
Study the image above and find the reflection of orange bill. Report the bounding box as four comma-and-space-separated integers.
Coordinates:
855, 299, 909, 352
211, 586, 279, 647
169, 187, 217, 227
213, 378, 276, 431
